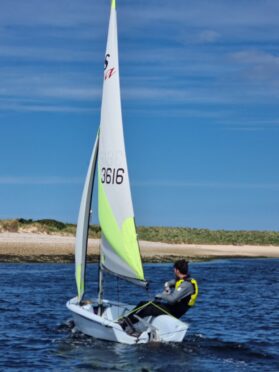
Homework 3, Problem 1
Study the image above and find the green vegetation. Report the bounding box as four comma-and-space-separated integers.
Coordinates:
0, 219, 101, 238
0, 219, 279, 246
137, 226, 279, 246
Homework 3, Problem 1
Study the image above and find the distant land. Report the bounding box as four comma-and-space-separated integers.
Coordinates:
0, 219, 279, 263
1, 218, 279, 246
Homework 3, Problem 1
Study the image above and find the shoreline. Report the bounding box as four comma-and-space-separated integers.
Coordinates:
0, 232, 278, 263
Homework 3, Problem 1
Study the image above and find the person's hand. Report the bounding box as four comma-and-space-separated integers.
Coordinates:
155, 293, 162, 300
164, 282, 170, 294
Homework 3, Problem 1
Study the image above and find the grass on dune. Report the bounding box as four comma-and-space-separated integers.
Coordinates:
0, 218, 279, 246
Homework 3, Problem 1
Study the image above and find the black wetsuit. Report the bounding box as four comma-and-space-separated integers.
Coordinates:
127, 278, 194, 324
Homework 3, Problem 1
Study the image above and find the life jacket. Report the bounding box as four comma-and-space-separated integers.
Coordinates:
175, 278, 198, 307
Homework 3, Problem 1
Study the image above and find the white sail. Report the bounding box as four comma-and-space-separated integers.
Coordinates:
98, 1, 146, 285
75, 133, 99, 301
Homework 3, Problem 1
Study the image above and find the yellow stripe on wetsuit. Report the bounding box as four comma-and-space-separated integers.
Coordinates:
175, 278, 198, 307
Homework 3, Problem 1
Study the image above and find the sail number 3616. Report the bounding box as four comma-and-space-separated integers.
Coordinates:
101, 168, 125, 185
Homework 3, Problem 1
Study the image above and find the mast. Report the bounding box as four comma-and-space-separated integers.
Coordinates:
97, 251, 104, 314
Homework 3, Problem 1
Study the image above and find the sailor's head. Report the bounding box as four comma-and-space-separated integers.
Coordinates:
173, 259, 189, 278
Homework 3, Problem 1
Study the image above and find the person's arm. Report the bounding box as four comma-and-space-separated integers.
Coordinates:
156, 281, 194, 305
162, 279, 175, 294
165, 279, 176, 288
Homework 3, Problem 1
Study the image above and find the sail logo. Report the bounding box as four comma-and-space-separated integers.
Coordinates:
104, 54, 110, 70
105, 68, 116, 80
104, 53, 116, 80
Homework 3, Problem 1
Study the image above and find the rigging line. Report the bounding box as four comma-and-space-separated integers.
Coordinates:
114, 300, 175, 322
114, 301, 153, 322
145, 281, 153, 302
144, 301, 177, 319
117, 276, 120, 319
155, 328, 188, 337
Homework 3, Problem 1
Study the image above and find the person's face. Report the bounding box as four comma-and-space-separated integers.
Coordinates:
174, 267, 180, 278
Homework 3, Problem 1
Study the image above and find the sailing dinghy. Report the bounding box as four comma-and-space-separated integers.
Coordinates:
66, 0, 189, 344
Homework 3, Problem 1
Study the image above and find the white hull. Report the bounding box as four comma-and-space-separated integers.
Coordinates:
66, 297, 188, 344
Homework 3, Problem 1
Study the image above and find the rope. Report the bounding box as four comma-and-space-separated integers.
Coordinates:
116, 276, 120, 319
115, 300, 153, 322
146, 282, 153, 302
147, 301, 177, 319
114, 299, 177, 322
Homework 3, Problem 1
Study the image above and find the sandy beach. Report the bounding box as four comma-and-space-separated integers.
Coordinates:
0, 232, 278, 263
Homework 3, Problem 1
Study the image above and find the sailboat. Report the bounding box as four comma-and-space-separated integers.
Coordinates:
66, 0, 189, 344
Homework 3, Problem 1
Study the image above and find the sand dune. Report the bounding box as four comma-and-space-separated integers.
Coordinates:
0, 232, 278, 262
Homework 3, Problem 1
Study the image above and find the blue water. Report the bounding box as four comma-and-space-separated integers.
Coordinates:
0, 259, 278, 371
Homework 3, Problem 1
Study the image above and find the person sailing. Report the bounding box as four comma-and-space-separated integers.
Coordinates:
119, 259, 198, 331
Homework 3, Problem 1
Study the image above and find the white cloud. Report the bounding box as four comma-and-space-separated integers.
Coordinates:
232, 50, 279, 65
0, 176, 82, 185
0, 102, 97, 113
0, 0, 104, 28
0, 45, 97, 62
123, 87, 231, 104
198, 30, 220, 43
0, 0, 278, 114
133, 180, 279, 190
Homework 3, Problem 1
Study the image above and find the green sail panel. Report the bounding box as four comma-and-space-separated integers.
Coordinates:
98, 3, 145, 285
98, 173, 144, 281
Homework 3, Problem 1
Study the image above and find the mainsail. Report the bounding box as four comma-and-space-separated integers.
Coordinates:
98, 0, 146, 286
74, 0, 146, 302
75, 134, 99, 301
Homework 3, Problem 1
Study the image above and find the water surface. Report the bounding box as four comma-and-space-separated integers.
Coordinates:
0, 259, 278, 371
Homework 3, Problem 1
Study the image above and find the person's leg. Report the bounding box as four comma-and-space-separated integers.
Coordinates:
128, 301, 171, 324
118, 301, 149, 331
167, 298, 191, 318
118, 301, 172, 331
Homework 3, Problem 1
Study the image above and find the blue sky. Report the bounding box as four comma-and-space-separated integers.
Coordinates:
0, 0, 279, 230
